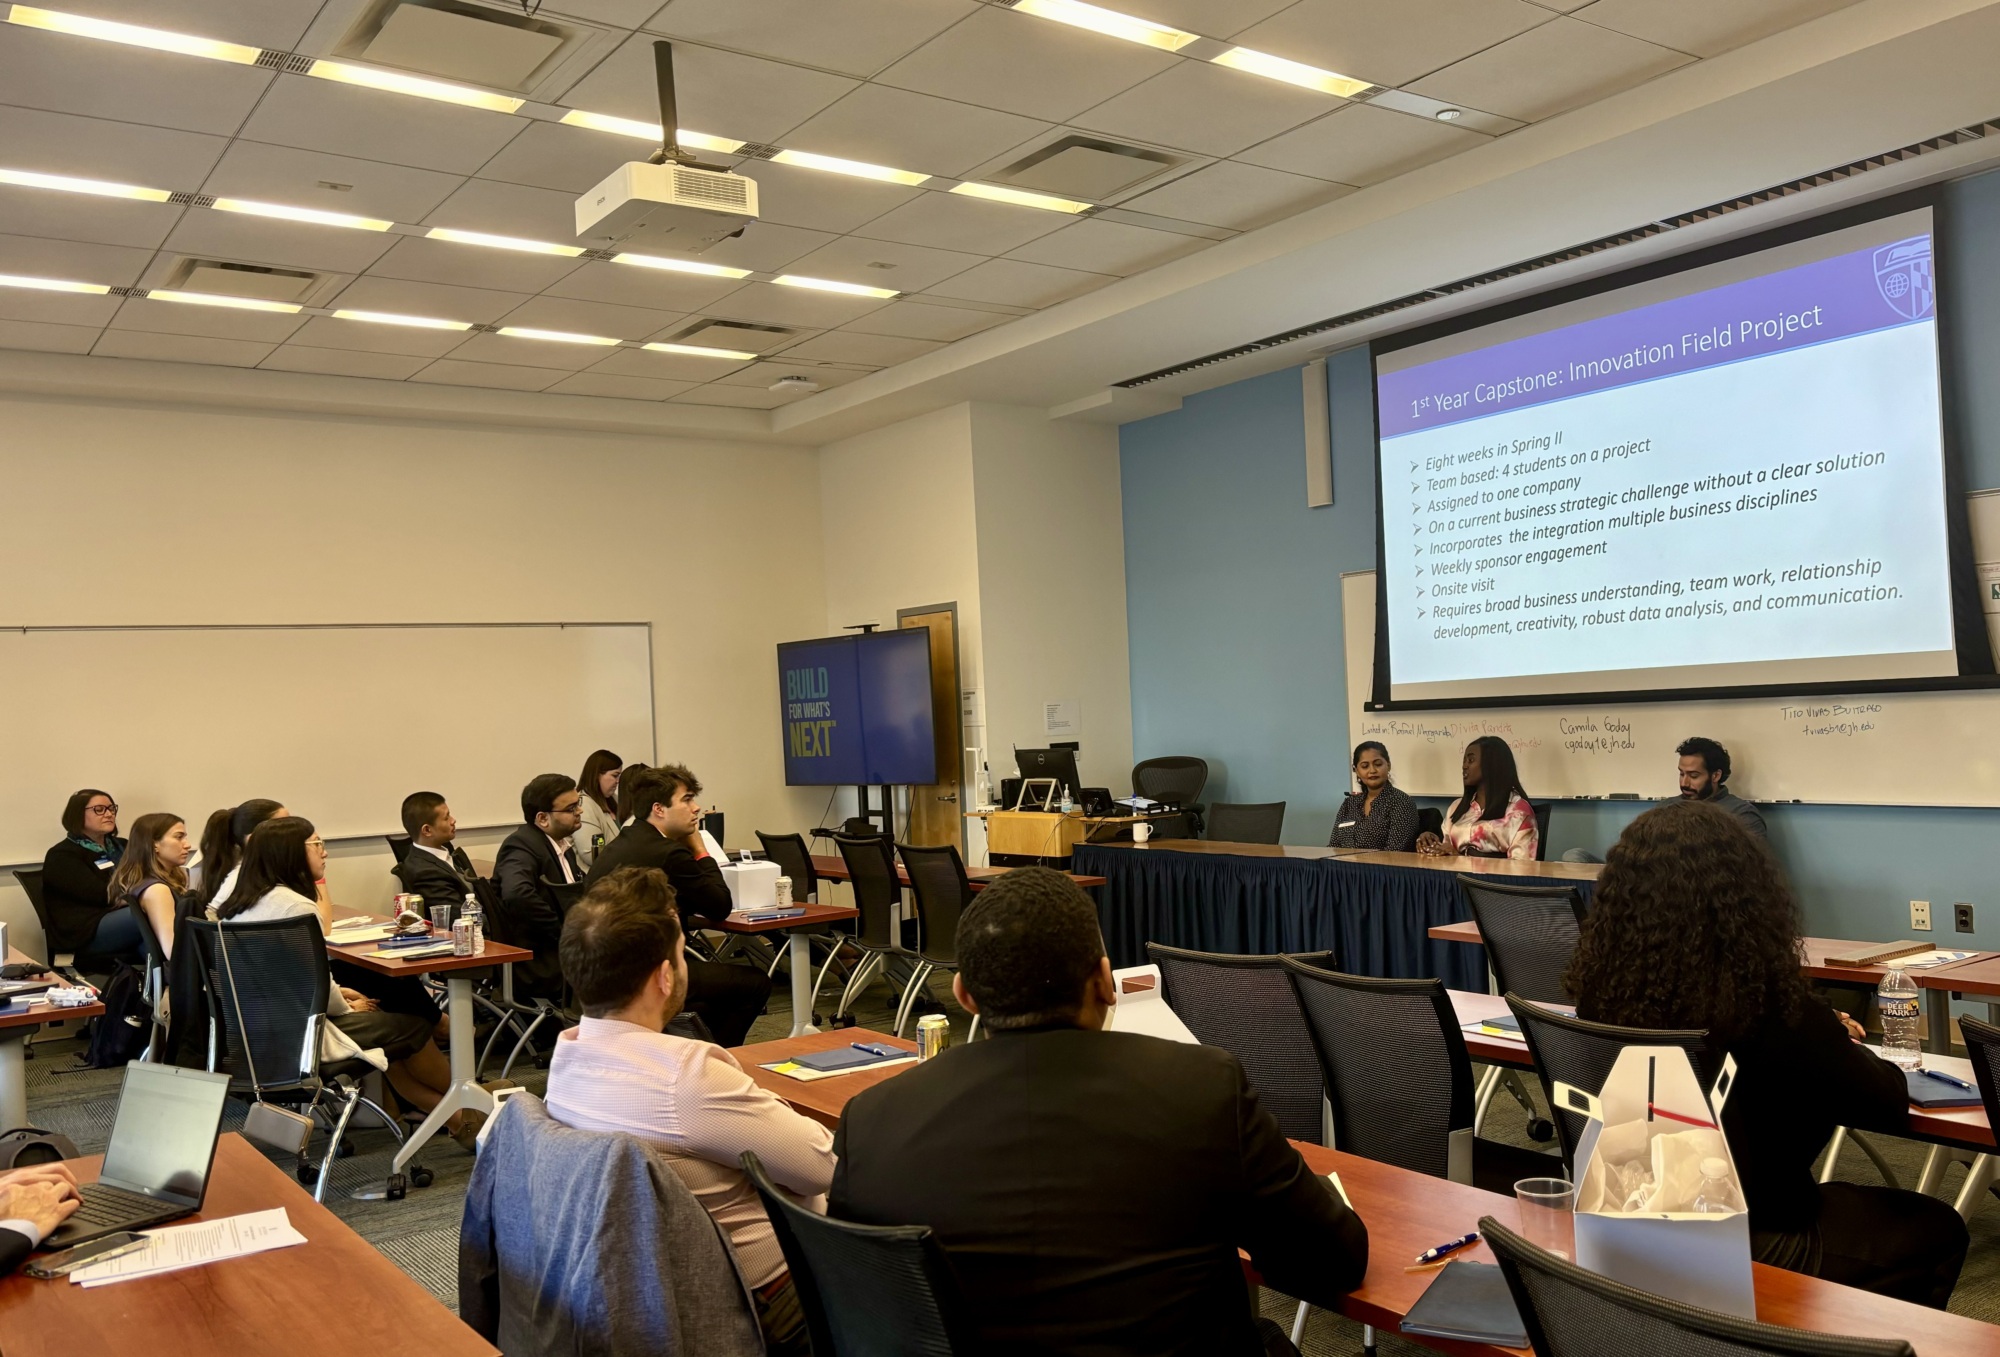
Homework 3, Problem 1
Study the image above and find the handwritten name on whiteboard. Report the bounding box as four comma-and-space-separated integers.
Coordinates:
1782, 702, 1882, 737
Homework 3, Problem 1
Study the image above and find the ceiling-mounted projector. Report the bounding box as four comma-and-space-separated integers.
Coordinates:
574, 41, 757, 254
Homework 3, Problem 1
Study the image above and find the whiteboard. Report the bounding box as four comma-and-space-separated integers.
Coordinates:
1342, 492, 2000, 808
0, 624, 654, 865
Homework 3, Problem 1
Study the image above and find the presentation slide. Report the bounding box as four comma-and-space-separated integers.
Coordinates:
779, 630, 936, 786
1375, 208, 1957, 703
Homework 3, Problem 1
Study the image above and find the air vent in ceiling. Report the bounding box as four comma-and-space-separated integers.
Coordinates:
991, 136, 1179, 200
671, 319, 794, 353
337, 0, 572, 91
163, 259, 323, 304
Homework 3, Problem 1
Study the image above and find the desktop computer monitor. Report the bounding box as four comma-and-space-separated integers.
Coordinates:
1014, 748, 1082, 799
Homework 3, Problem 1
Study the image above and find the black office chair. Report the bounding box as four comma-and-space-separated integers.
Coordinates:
1147, 943, 1329, 1145
1506, 994, 1720, 1174
126, 896, 175, 1062
1457, 877, 1585, 1005
1132, 756, 1208, 838
1204, 801, 1287, 844
756, 829, 858, 1008
184, 916, 416, 1201
830, 833, 920, 1025
13, 866, 120, 981
743, 1151, 979, 1357
385, 835, 412, 865
1531, 802, 1552, 860
1482, 1215, 1913, 1357
894, 843, 978, 1039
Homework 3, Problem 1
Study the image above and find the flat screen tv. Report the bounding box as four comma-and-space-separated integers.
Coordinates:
778, 629, 938, 786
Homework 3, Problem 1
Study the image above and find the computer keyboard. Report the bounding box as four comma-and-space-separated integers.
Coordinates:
71, 1183, 169, 1225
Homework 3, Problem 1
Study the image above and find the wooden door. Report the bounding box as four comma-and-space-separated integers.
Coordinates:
897, 604, 964, 849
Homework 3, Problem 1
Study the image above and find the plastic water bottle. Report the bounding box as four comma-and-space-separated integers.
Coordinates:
1691, 1157, 1737, 1214
462, 891, 484, 953
1878, 965, 1922, 1069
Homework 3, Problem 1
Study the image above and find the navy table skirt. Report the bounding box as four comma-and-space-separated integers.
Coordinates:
1075, 844, 1597, 993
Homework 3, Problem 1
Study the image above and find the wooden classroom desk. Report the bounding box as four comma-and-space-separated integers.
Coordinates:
0, 1133, 496, 1357
0, 946, 105, 1129
809, 856, 1107, 891
739, 1027, 919, 1129
714, 902, 858, 1038
966, 808, 1178, 861
1113, 841, 1604, 883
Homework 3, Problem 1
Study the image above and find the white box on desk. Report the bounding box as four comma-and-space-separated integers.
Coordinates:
721, 859, 781, 913
1104, 964, 1199, 1043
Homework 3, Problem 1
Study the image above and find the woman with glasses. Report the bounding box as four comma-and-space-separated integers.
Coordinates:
39, 789, 140, 960
574, 749, 624, 871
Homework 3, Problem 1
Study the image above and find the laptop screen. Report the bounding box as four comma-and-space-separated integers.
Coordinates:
99, 1063, 230, 1205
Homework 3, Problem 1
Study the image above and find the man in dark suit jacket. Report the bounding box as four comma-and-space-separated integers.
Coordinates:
393, 791, 481, 912
493, 773, 586, 1001
0, 1164, 81, 1274
831, 867, 1369, 1357
585, 764, 769, 1046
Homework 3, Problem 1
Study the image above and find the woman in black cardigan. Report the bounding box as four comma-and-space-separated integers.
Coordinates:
38, 788, 138, 958
1567, 799, 1966, 1309
1327, 741, 1419, 852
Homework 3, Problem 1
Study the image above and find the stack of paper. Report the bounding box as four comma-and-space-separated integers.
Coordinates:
327, 919, 396, 944
69, 1208, 307, 1287
760, 1056, 918, 1083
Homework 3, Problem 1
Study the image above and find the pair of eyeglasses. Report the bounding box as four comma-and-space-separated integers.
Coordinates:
86, 803, 118, 816
305, 838, 326, 850
553, 800, 583, 815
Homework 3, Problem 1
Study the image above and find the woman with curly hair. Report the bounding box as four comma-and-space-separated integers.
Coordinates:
1567, 799, 1965, 1308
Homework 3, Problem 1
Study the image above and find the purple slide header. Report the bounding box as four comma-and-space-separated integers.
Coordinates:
1378, 234, 1935, 439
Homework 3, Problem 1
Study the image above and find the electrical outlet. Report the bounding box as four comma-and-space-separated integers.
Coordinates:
1956, 902, 1976, 934
1911, 900, 1932, 931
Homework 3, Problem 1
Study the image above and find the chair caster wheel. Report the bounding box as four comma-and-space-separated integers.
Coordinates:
297, 1159, 318, 1186
386, 1173, 408, 1201
833, 1013, 857, 1029
336, 1138, 356, 1158
1527, 1118, 1556, 1143
410, 1165, 435, 1189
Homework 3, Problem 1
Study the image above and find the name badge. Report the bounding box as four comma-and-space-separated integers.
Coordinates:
1337, 821, 1357, 829
96, 860, 114, 870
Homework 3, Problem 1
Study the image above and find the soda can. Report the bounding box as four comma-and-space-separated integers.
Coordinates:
916, 1013, 950, 1061
774, 876, 793, 908
451, 915, 476, 957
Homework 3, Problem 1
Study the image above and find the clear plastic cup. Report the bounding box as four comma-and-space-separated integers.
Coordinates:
430, 903, 453, 934
1516, 1177, 1576, 1260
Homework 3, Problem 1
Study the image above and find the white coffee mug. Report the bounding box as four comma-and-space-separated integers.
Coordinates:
1132, 821, 1153, 843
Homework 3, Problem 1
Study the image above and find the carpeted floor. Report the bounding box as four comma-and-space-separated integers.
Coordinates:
24, 973, 2000, 1351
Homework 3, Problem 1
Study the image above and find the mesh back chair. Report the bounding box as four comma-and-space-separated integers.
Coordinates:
1506, 994, 1719, 1173
1204, 801, 1287, 845
385, 835, 413, 864
1132, 756, 1208, 838
184, 916, 413, 1201
1531, 803, 1552, 860
894, 843, 980, 1039
1482, 1215, 1914, 1357
1936, 1016, 2000, 1215
831, 833, 919, 1024
755, 829, 857, 1013
126, 895, 174, 1062
1458, 876, 1586, 1005
743, 1151, 978, 1357
13, 866, 119, 980
1147, 943, 1329, 1145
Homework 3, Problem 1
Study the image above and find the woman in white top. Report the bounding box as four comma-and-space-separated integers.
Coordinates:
1415, 735, 1540, 861
217, 817, 477, 1148
574, 749, 624, 872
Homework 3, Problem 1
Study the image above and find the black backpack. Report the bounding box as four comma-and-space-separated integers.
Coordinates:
82, 962, 151, 1069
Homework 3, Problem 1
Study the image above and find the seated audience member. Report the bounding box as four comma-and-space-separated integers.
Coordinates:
547, 866, 833, 1357
197, 798, 289, 912
1678, 735, 1768, 840
393, 791, 480, 910
0, 1164, 81, 1273
1328, 741, 1419, 852
39, 789, 139, 959
615, 761, 651, 826
1416, 736, 1537, 860
831, 867, 1369, 1356
108, 813, 193, 960
1568, 799, 1965, 1308
574, 749, 624, 872
587, 765, 770, 1047
218, 817, 477, 1148
494, 773, 585, 1001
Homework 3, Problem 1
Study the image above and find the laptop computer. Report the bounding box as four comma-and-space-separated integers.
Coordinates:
43, 1062, 230, 1249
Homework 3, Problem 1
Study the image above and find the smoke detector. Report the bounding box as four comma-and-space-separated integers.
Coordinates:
770, 374, 820, 394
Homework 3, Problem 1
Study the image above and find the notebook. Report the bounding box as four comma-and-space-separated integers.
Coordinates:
1462, 1013, 1522, 1038
1399, 1260, 1528, 1348
792, 1046, 909, 1073
1907, 1069, 1983, 1108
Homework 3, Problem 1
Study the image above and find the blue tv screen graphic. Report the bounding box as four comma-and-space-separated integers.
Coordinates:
779, 630, 938, 786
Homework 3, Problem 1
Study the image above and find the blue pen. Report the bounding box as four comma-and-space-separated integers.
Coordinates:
1920, 1068, 1976, 1091
851, 1042, 902, 1058
1412, 1231, 1480, 1266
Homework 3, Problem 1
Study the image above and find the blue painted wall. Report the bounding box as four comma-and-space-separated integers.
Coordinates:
1121, 168, 2000, 956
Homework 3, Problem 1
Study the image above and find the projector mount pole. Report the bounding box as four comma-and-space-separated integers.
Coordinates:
652, 40, 689, 167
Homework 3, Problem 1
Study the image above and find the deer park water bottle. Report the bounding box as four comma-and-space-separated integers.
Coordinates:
463, 891, 484, 953
1877, 965, 1921, 1069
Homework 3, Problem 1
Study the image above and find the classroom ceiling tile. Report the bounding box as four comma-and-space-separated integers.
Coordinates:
840, 299, 1012, 341
493, 294, 691, 341
778, 330, 944, 366
424, 178, 585, 244
326, 275, 538, 326
877, 7, 1176, 124
0, 26, 273, 136
0, 232, 155, 289
472, 121, 638, 196
1233, 0, 1556, 89
588, 344, 759, 382
1571, 0, 1859, 59
237, 73, 526, 176
672, 382, 796, 409
1124, 160, 1352, 230
92, 328, 275, 367
199, 142, 467, 226
1006, 218, 1211, 277
781, 85, 1051, 180
366, 235, 587, 294
696, 222, 842, 274
923, 258, 1114, 308
71, 0, 324, 51
705, 280, 892, 329
546, 371, 698, 400
0, 188, 182, 252
0, 286, 121, 327
445, 331, 614, 371
411, 357, 567, 391
1073, 59, 1342, 160
0, 317, 100, 354
730, 160, 923, 237
782, 236, 987, 295
0, 104, 227, 191
286, 315, 473, 358
160, 210, 399, 276
559, 34, 859, 144
543, 260, 744, 313
714, 360, 872, 391
645, 0, 976, 78
1113, 0, 1298, 36
107, 295, 309, 344
540, 0, 667, 26
853, 191, 1066, 256
258, 345, 433, 380
1238, 103, 1484, 185
1408, 16, 1693, 122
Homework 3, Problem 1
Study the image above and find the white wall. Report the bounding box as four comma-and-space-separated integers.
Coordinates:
0, 390, 827, 953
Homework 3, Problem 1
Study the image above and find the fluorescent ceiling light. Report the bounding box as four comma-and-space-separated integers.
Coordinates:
612, 252, 750, 280
426, 227, 584, 257
212, 198, 393, 231
146, 290, 300, 313
5, 4, 259, 63
948, 181, 1091, 214
1011, 0, 1196, 51
307, 59, 523, 113
0, 166, 170, 201
497, 326, 619, 345
1212, 47, 1372, 98
333, 309, 470, 331
643, 342, 756, 361
770, 149, 929, 186
556, 110, 744, 155
0, 272, 108, 294
772, 275, 899, 299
